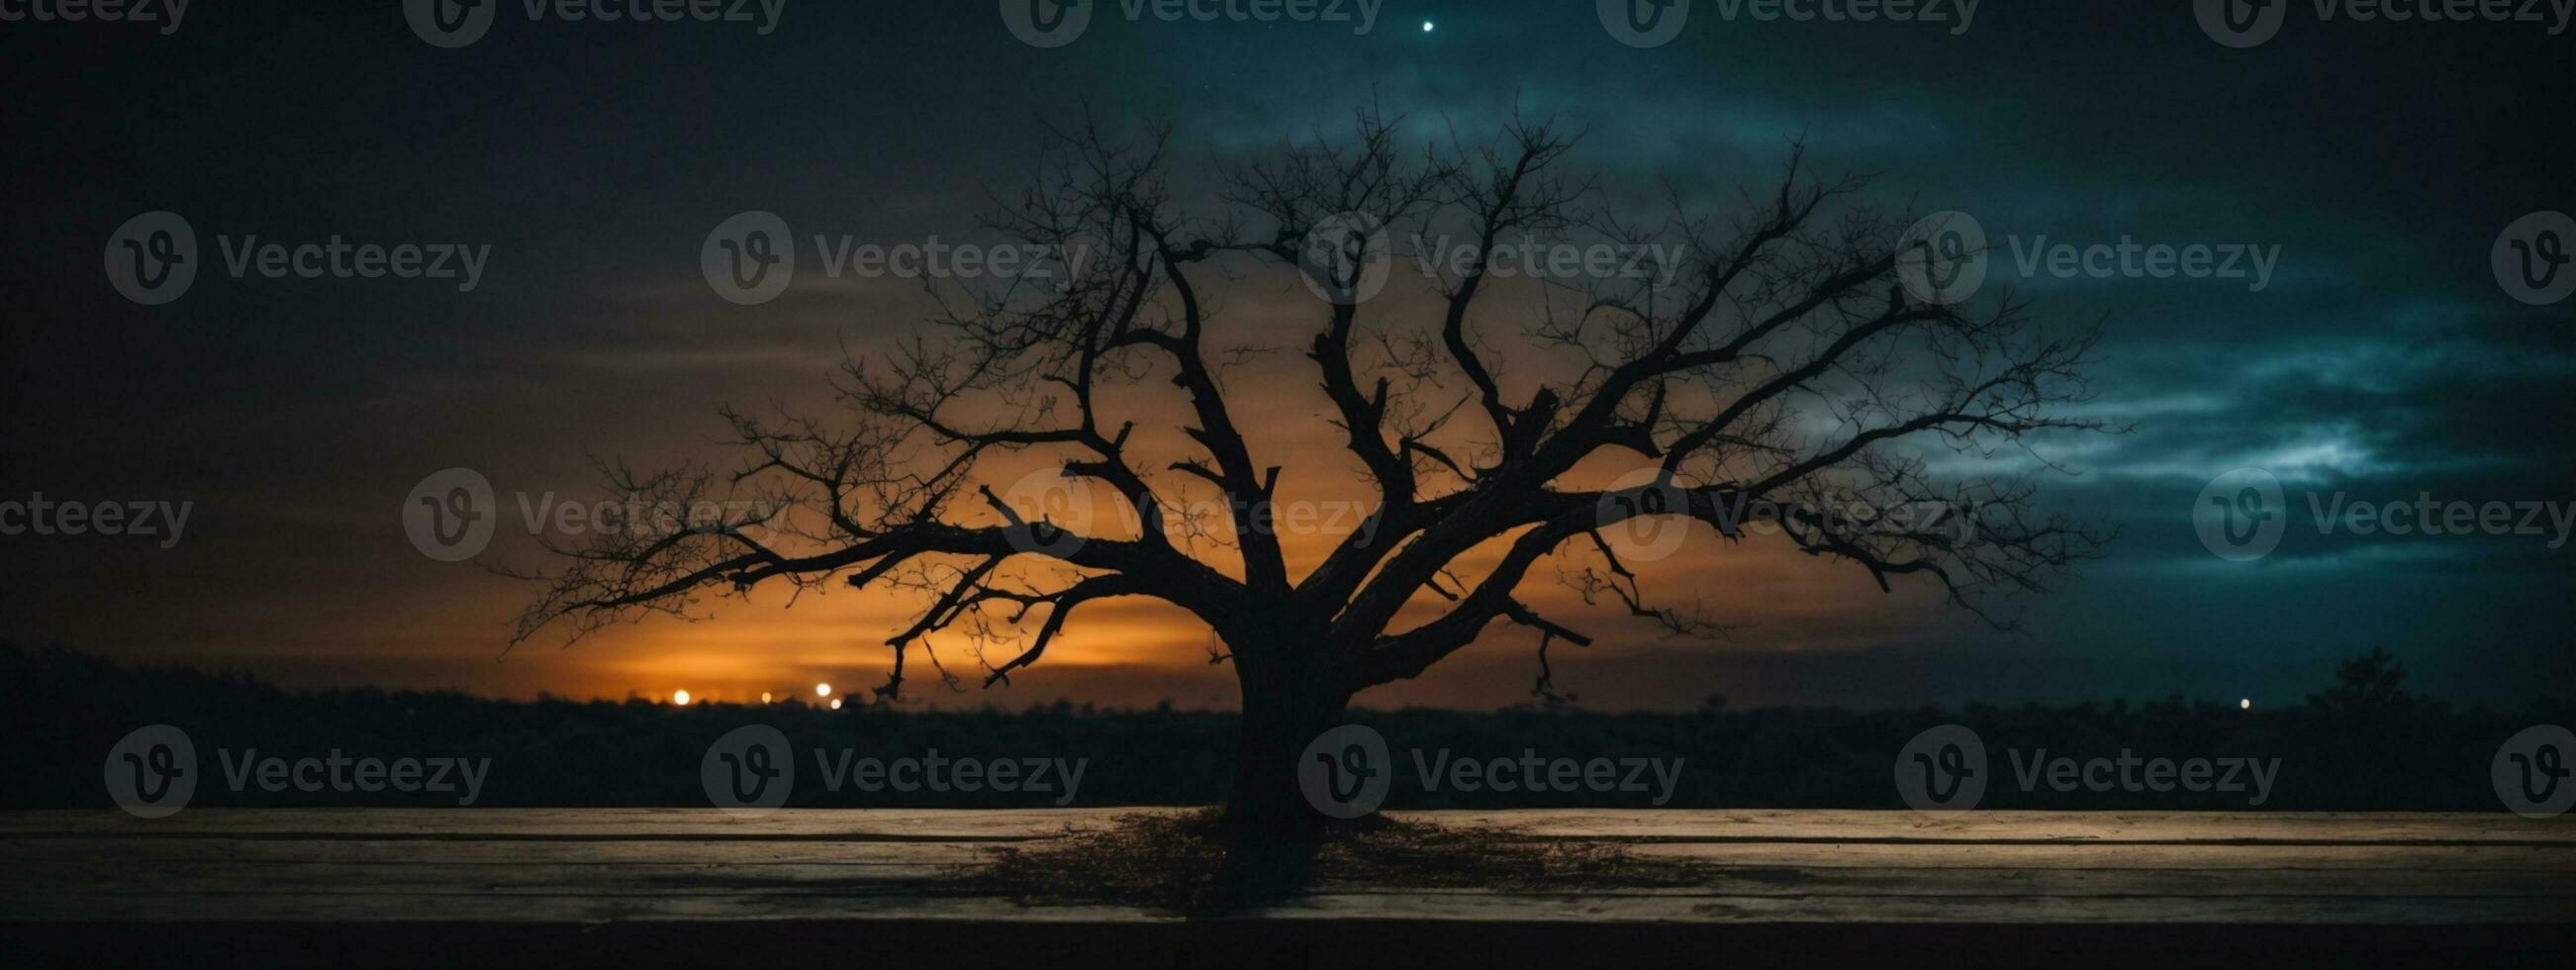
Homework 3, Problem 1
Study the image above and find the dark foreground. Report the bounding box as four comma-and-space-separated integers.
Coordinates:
4, 809, 2569, 968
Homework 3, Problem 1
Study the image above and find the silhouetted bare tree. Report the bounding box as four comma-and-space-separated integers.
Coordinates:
515, 108, 2109, 843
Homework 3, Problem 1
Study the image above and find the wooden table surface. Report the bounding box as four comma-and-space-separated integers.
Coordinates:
4, 809, 2570, 967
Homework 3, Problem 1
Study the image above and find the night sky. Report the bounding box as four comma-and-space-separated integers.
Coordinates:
3, 2, 2570, 711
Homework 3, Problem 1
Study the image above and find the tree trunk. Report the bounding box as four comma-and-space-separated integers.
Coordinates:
1213, 628, 1354, 903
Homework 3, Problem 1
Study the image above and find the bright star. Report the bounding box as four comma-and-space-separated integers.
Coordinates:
1422, 21, 1434, 32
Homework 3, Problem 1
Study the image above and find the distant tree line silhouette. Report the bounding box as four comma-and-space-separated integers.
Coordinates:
4, 644, 2561, 811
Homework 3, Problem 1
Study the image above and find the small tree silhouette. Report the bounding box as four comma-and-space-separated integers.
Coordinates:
2309, 648, 2423, 715
514, 109, 2109, 851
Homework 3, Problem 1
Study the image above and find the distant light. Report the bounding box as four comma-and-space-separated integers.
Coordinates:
2240, 699, 2252, 710
829, 698, 844, 711
672, 690, 691, 706
760, 692, 773, 704
815, 683, 833, 698
1422, 21, 1434, 32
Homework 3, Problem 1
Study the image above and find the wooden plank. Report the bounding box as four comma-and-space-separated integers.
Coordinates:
14, 836, 2569, 872
0, 890, 1159, 923
3, 889, 2567, 925
1408, 810, 2576, 844
12, 858, 2573, 900
1264, 893, 2576, 924
1624, 841, 2576, 870
0, 807, 1149, 840
6, 810, 2569, 928
0, 837, 1003, 866
7, 808, 2562, 844
8, 860, 974, 894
